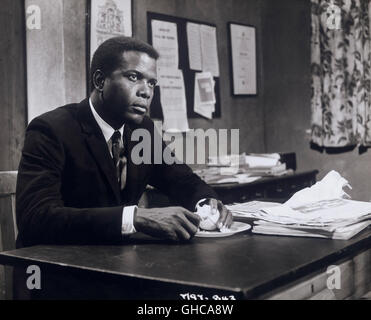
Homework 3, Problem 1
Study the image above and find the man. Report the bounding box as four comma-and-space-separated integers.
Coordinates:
16, 36, 232, 247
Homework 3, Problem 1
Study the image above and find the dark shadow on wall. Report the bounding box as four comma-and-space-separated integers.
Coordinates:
310, 142, 369, 155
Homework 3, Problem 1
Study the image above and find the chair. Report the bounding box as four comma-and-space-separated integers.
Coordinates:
0, 171, 18, 300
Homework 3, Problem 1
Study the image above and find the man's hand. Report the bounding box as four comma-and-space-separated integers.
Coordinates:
209, 198, 233, 230
134, 207, 201, 241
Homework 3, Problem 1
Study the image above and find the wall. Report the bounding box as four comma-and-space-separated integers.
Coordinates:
0, 0, 27, 171
261, 0, 371, 201
133, 0, 266, 155
26, 0, 86, 122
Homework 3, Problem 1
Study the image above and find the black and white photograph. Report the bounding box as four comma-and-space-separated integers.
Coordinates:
1, 0, 371, 309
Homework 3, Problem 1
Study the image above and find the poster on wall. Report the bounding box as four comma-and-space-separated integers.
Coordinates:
151, 19, 179, 70
89, 0, 132, 61
229, 23, 257, 95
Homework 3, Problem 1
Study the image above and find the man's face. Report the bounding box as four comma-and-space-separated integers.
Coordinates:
102, 50, 157, 126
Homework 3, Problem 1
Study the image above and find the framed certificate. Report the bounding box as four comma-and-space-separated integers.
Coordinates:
228, 23, 257, 95
87, 0, 132, 92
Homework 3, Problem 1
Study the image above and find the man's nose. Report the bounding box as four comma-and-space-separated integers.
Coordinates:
137, 82, 151, 99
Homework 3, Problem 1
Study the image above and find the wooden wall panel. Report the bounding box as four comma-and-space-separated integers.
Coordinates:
25, 0, 66, 122
0, 0, 27, 171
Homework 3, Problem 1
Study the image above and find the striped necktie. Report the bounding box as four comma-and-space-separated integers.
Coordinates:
111, 131, 127, 190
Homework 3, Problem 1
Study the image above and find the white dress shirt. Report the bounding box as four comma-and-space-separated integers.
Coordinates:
89, 98, 136, 235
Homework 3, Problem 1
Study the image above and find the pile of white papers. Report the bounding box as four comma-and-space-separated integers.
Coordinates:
227, 171, 371, 240
198, 153, 292, 184
244, 153, 280, 168
194, 166, 262, 185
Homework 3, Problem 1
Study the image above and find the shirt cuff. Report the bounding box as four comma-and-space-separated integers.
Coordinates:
122, 205, 137, 235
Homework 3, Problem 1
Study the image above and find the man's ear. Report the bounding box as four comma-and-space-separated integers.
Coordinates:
92, 69, 105, 91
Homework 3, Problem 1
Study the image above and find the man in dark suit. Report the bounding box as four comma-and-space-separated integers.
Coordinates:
16, 36, 232, 247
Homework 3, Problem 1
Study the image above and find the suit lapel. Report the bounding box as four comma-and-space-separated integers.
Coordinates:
76, 99, 121, 204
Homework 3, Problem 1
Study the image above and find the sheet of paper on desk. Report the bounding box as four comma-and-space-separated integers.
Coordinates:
227, 201, 281, 217
284, 170, 351, 207
252, 220, 371, 240
262, 199, 371, 222
212, 175, 261, 185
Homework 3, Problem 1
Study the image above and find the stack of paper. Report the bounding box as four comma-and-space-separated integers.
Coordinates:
245, 153, 281, 168
243, 153, 290, 176
204, 153, 292, 181
195, 153, 256, 184
194, 153, 294, 185
194, 167, 261, 185
226, 171, 371, 240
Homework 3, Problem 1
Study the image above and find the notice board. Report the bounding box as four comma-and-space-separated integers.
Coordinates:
147, 12, 221, 120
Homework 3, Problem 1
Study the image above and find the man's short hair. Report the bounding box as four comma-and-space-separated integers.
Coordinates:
90, 36, 159, 91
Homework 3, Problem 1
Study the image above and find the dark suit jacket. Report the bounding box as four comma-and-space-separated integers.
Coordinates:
16, 98, 217, 246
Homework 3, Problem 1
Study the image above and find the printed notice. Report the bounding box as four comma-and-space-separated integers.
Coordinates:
90, 0, 132, 61
194, 72, 215, 119
196, 72, 216, 105
158, 68, 189, 132
200, 25, 219, 77
230, 24, 257, 94
186, 22, 202, 71
151, 20, 179, 70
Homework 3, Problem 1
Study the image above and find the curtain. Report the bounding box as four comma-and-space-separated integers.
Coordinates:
311, 0, 371, 147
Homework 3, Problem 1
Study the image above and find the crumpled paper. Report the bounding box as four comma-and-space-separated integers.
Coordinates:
196, 203, 219, 230
285, 170, 352, 208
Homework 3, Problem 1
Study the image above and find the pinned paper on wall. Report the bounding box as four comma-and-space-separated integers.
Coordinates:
158, 68, 189, 132
186, 22, 202, 71
194, 72, 215, 119
196, 72, 216, 105
147, 12, 221, 119
151, 19, 179, 70
200, 25, 219, 77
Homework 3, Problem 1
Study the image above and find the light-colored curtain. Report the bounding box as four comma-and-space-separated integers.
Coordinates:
311, 0, 371, 147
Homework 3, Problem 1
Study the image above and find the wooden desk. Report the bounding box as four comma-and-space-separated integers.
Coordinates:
0, 226, 369, 300
211, 170, 318, 204
141, 170, 319, 207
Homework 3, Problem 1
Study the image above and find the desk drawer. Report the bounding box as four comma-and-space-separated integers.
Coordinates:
265, 182, 289, 199
263, 249, 371, 300
217, 186, 266, 204
265, 176, 314, 200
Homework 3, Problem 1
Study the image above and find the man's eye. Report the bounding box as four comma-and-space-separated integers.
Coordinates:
148, 80, 157, 88
128, 74, 138, 81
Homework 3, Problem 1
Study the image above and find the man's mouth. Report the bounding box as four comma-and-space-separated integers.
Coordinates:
132, 104, 147, 115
